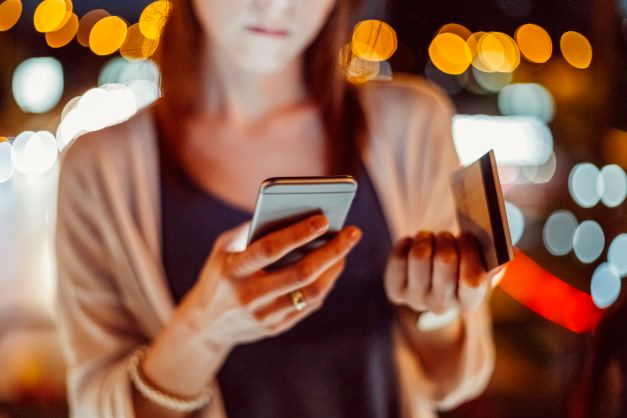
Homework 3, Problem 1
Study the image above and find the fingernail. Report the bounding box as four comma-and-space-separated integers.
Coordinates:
348, 227, 362, 242
310, 215, 328, 231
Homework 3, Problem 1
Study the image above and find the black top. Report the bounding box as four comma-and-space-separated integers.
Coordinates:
160, 148, 400, 418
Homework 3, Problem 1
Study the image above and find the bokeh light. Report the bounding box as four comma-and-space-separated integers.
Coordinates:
0, 142, 14, 183
139, 0, 171, 40
351, 19, 397, 62
560, 31, 592, 69
608, 234, 627, 277
521, 152, 557, 184
452, 115, 553, 166
515, 24, 552, 64
12, 57, 64, 114
0, 0, 22, 31
436, 23, 471, 40
76, 9, 109, 47
45, 12, 78, 48
89, 16, 128, 56
498, 83, 554, 122
120, 23, 159, 61
340, 44, 380, 84
33, 0, 69, 33
543, 210, 578, 256
572, 220, 605, 264
428, 33, 472, 75
505, 201, 525, 245
590, 263, 621, 309
10, 131, 58, 174
568, 163, 601, 208
598, 164, 627, 207
472, 67, 512, 92
474, 32, 520, 73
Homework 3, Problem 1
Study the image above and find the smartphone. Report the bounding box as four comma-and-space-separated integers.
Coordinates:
450, 150, 514, 270
247, 176, 358, 271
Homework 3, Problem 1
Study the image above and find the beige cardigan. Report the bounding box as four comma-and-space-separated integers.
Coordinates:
55, 75, 494, 418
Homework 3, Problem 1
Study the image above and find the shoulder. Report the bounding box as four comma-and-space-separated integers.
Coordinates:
59, 106, 156, 186
358, 73, 455, 125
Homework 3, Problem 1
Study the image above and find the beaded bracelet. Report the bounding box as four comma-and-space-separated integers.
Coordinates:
128, 345, 212, 412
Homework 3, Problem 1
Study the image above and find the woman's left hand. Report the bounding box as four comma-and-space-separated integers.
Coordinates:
384, 231, 502, 315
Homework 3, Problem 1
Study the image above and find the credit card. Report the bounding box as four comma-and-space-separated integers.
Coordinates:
450, 150, 514, 270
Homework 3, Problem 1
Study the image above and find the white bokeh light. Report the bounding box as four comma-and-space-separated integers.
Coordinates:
573, 220, 605, 264
12, 57, 64, 114
590, 263, 622, 309
452, 115, 553, 166
505, 201, 524, 245
498, 83, 555, 123
543, 210, 578, 256
0, 142, 14, 183
598, 164, 627, 207
569, 163, 601, 208
608, 233, 627, 277
521, 152, 557, 184
11, 131, 58, 174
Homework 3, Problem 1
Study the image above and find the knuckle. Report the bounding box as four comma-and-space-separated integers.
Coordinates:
435, 246, 458, 264
410, 239, 432, 260
294, 261, 315, 282
259, 239, 277, 259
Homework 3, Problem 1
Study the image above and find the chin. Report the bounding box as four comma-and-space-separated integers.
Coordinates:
233, 54, 297, 75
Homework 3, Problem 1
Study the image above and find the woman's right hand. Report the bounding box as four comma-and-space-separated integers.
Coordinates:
139, 214, 362, 405
177, 213, 362, 348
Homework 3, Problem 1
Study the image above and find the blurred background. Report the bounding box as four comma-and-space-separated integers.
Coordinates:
0, 0, 626, 417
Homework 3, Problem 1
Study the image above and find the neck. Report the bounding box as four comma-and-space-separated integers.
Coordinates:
202, 46, 308, 126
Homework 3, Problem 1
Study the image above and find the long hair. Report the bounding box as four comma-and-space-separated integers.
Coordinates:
155, 0, 367, 178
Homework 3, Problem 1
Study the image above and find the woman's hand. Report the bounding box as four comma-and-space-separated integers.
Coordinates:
176, 213, 362, 348
140, 214, 361, 403
384, 231, 501, 315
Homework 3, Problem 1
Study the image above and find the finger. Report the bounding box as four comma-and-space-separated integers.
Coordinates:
428, 232, 459, 314
238, 226, 361, 307
406, 231, 433, 303
224, 214, 329, 278
253, 259, 345, 323
384, 237, 413, 304
458, 233, 485, 288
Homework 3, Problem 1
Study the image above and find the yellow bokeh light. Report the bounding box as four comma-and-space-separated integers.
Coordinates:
77, 9, 109, 47
436, 23, 472, 40
45, 12, 78, 48
475, 32, 520, 73
120, 23, 159, 60
351, 19, 397, 62
560, 31, 592, 69
515, 24, 552, 63
89, 16, 128, 56
33, 0, 66, 32
139, 0, 172, 40
0, 0, 22, 32
50, 0, 74, 33
0, 137, 8, 142
428, 32, 472, 75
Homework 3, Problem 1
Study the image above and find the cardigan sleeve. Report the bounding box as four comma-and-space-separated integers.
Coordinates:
55, 141, 141, 418
381, 76, 495, 413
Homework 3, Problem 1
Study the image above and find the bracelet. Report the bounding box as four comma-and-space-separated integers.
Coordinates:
128, 345, 212, 412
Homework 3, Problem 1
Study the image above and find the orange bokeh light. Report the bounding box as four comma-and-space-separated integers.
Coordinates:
0, 0, 23, 32
89, 16, 128, 56
560, 31, 592, 69
515, 24, 552, 64
45, 12, 78, 48
428, 32, 472, 75
351, 19, 397, 62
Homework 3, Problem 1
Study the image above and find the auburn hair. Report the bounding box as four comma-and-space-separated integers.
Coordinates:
155, 0, 368, 178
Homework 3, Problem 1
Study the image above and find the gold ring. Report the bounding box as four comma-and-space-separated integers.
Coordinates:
290, 290, 307, 312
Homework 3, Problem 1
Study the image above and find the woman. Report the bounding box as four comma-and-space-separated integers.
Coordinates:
56, 1, 498, 417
